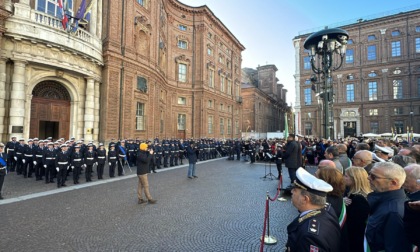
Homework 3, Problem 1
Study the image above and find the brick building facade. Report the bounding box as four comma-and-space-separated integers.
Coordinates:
294, 8, 420, 139
101, 0, 245, 141
241, 65, 289, 135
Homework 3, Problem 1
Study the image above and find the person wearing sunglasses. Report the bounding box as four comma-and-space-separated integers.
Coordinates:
365, 162, 411, 252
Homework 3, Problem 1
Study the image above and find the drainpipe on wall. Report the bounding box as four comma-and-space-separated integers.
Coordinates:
191, 12, 196, 138
119, 0, 125, 140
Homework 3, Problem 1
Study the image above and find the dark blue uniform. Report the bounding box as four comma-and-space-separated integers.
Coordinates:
70, 149, 84, 184
55, 149, 70, 187
286, 208, 341, 252
107, 147, 117, 177
5, 140, 17, 172
43, 146, 56, 183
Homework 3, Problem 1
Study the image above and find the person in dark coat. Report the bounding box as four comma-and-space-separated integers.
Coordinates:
5, 136, 17, 172
275, 145, 283, 180
286, 168, 341, 252
0, 143, 7, 199
136, 143, 156, 204
84, 144, 97, 182
43, 142, 56, 184
107, 144, 117, 177
283, 134, 302, 188
96, 143, 106, 179
186, 141, 198, 179
55, 144, 70, 188
70, 145, 84, 184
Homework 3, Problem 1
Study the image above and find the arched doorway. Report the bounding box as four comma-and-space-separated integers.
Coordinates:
30, 81, 71, 140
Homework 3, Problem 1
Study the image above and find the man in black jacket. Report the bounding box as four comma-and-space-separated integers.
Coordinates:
283, 134, 302, 188
137, 143, 157, 204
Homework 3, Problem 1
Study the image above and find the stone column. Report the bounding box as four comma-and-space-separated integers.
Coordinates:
89, 0, 98, 36
0, 59, 6, 140
9, 60, 27, 139
93, 80, 100, 142
96, 0, 103, 39
84, 78, 95, 141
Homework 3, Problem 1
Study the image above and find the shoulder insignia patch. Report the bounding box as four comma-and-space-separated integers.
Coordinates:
307, 219, 320, 235
299, 210, 321, 223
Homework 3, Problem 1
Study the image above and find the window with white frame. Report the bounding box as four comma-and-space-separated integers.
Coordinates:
178, 97, 186, 105
178, 63, 187, 82
393, 80, 403, 99
227, 119, 232, 134
136, 102, 145, 130
369, 109, 378, 116
208, 99, 213, 108
178, 40, 187, 49
37, 0, 74, 18
394, 107, 403, 115
368, 81, 377, 101
220, 77, 225, 92
209, 69, 214, 88
227, 79, 232, 95
177, 114, 186, 130
208, 115, 213, 134
346, 84, 354, 102
391, 41, 401, 57
416, 38, 420, 53
220, 118, 224, 135
220, 103, 224, 111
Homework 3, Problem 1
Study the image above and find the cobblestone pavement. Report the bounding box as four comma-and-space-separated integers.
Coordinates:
0, 158, 317, 251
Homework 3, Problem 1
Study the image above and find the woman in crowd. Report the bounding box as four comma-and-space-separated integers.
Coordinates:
316, 167, 349, 252
343, 166, 372, 252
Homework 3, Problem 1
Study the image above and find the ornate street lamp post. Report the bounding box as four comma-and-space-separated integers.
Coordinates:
304, 28, 349, 139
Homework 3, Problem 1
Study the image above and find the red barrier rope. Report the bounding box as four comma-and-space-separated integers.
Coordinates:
260, 174, 284, 251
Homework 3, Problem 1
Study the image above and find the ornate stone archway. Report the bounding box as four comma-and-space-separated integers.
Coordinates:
30, 81, 71, 140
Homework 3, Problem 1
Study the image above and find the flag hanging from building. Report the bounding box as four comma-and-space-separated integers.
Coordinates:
72, 0, 87, 32
284, 113, 289, 139
82, 0, 94, 24
58, 0, 68, 29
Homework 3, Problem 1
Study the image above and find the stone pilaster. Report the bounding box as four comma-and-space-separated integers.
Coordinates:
94, 81, 100, 142
96, 0, 102, 38
9, 60, 27, 139
0, 58, 6, 139
13, 0, 31, 19
84, 78, 95, 141
89, 0, 98, 36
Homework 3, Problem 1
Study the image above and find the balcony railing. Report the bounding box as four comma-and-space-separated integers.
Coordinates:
236, 96, 243, 103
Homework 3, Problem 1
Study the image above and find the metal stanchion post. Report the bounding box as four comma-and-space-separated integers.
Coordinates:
261, 191, 277, 245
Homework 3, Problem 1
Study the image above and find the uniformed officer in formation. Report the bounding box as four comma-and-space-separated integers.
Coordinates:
70, 145, 84, 184
43, 142, 56, 184
55, 144, 70, 188
286, 168, 341, 252
127, 139, 137, 167
163, 141, 170, 167
34, 139, 45, 181
15, 138, 25, 175
155, 141, 163, 169
96, 143, 106, 179
22, 139, 35, 178
84, 144, 97, 182
5, 136, 17, 172
116, 140, 127, 176
107, 144, 117, 177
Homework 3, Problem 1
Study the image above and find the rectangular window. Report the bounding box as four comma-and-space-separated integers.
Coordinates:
304, 122, 312, 136
346, 49, 354, 64
346, 84, 354, 102
220, 118, 224, 135
369, 109, 378, 116
37, 0, 73, 17
235, 120, 239, 134
178, 63, 187, 82
178, 24, 187, 31
394, 107, 403, 115
207, 48, 212, 55
303, 56, 311, 70
417, 26, 420, 33
209, 69, 214, 87
395, 120, 404, 134
304, 88, 312, 105
178, 97, 186, 105
177, 40, 187, 49
137, 0, 144, 6
416, 38, 420, 53
208, 116, 213, 134
367, 45, 376, 61
368, 81, 377, 101
220, 103, 224, 111
393, 80, 403, 99
160, 110, 164, 133
227, 79, 232, 95
136, 103, 145, 130
391, 41, 401, 57
368, 35, 376, 41
227, 119, 232, 134
208, 99, 213, 108
370, 122, 379, 134
220, 77, 225, 92
177, 114, 186, 130
137, 76, 147, 92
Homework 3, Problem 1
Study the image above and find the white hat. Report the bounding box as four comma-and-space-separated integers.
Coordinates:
293, 168, 333, 197
374, 145, 392, 155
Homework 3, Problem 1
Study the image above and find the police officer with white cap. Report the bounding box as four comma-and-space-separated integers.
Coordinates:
373, 145, 392, 162
286, 168, 341, 252
55, 144, 70, 188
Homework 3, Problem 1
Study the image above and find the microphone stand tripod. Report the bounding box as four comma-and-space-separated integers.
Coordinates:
260, 153, 276, 180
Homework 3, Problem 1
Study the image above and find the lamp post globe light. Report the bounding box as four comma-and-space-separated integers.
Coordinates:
304, 28, 349, 139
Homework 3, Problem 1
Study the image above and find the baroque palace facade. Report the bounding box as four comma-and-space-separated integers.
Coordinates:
294, 8, 420, 139
101, 0, 244, 141
0, 0, 245, 143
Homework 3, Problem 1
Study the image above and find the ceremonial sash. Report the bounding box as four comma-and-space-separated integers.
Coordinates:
118, 145, 127, 161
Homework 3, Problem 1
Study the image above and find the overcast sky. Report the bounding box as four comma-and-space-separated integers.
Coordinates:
178, 0, 420, 105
